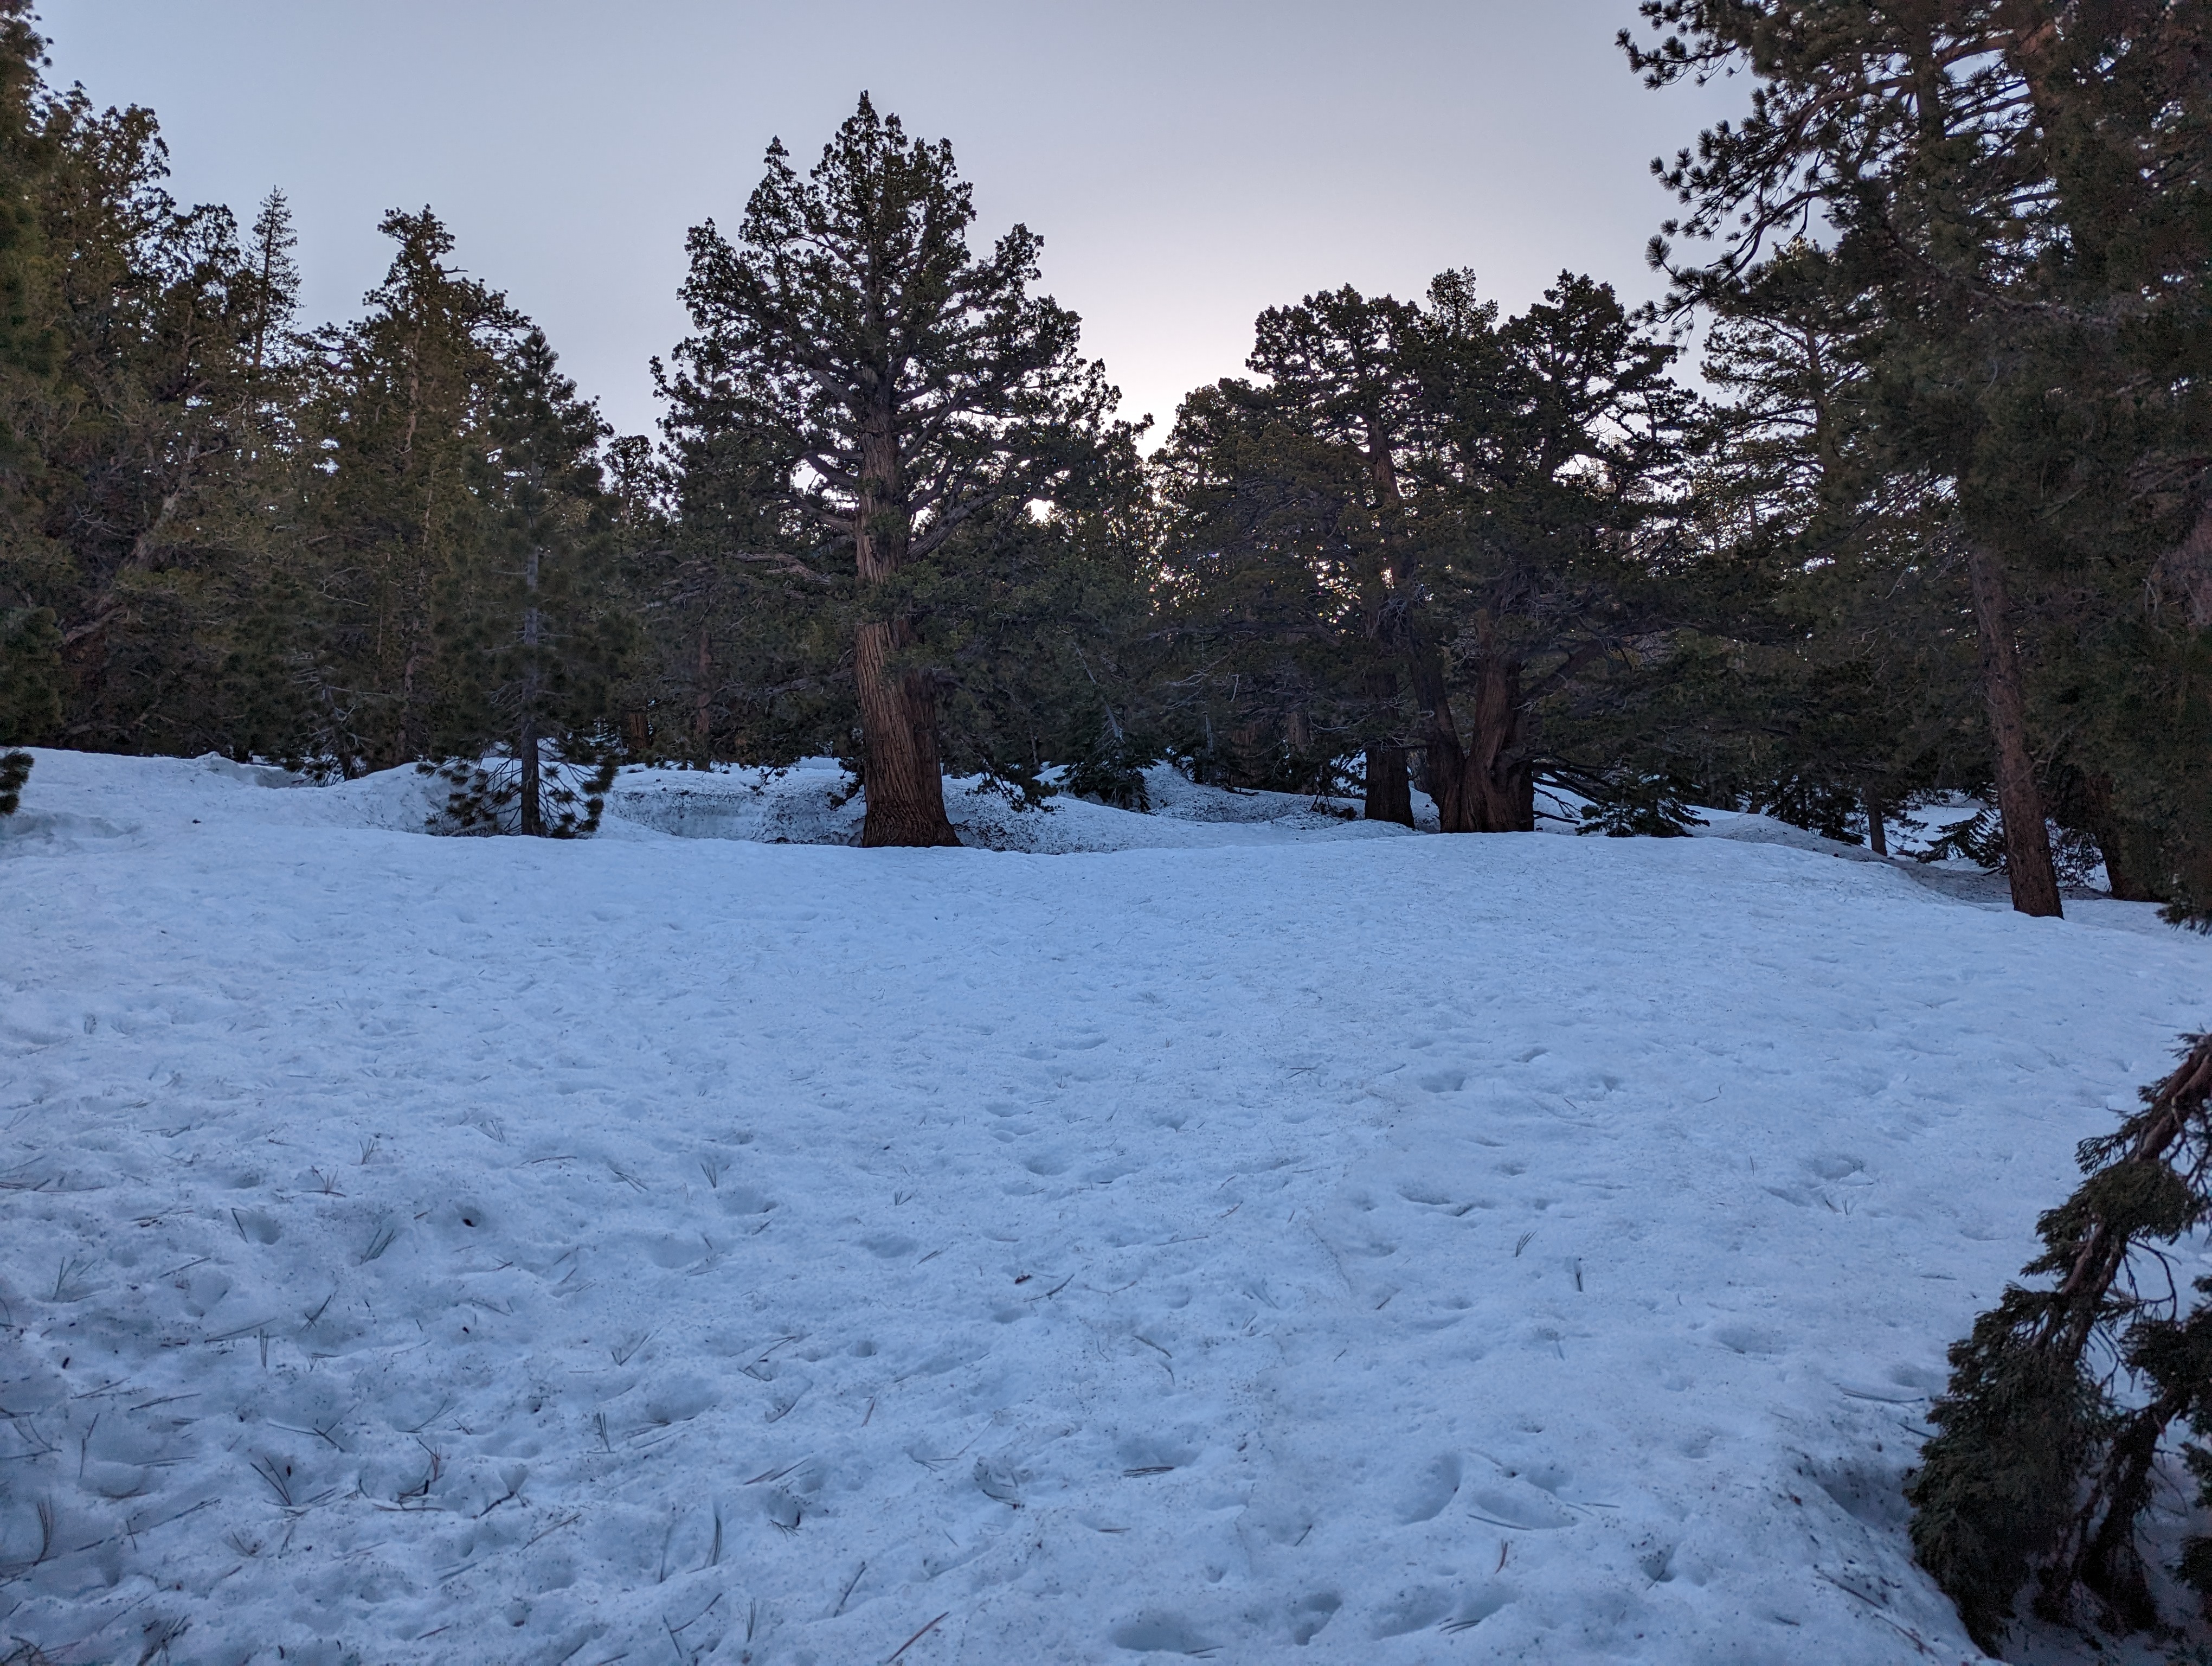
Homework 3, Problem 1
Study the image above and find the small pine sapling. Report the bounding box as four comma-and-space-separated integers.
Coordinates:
0, 747, 27, 815
1915, 807, 2007, 870
1576, 771, 1707, 838
1908, 1034, 2212, 1649
427, 746, 617, 839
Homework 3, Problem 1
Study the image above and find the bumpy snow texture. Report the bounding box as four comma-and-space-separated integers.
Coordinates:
1, 751, 2201, 1665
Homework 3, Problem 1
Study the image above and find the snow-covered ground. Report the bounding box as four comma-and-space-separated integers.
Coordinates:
2, 749, 2205, 1665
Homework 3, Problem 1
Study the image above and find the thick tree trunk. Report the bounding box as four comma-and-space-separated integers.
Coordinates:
1440, 655, 1534, 834
1362, 672, 1412, 826
853, 619, 957, 847
1365, 745, 1412, 826
1864, 790, 1888, 857
853, 427, 958, 849
1965, 541, 2063, 918
1405, 644, 1470, 831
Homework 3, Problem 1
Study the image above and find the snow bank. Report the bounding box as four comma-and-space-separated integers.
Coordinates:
2, 748, 2203, 1663
603, 759, 1404, 854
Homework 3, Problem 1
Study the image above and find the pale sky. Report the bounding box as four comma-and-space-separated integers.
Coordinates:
41, 1, 1746, 443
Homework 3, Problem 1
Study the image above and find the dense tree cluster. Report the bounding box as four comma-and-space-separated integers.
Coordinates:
0, 0, 2202, 934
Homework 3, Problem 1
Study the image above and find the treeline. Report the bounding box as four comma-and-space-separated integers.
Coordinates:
3, 2, 2209, 919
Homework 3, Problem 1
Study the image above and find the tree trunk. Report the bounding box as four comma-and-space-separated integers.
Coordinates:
1405, 643, 1470, 831
1362, 673, 1412, 825
692, 619, 713, 758
1965, 541, 2063, 918
853, 619, 957, 847
518, 545, 543, 837
853, 425, 958, 849
2083, 773, 2164, 902
1365, 744, 1412, 826
1445, 654, 1534, 833
1864, 790, 1888, 857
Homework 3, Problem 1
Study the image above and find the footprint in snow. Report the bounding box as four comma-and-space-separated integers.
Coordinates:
1396, 1453, 1462, 1524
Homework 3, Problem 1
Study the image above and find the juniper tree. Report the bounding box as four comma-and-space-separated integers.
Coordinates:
668, 94, 1120, 845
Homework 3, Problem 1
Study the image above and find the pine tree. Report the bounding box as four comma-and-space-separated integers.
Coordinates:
1244, 286, 1431, 822
669, 94, 1120, 846
1622, 2, 2212, 914
294, 208, 521, 770
1158, 270, 1696, 828
1153, 372, 1373, 796
644, 353, 850, 770
1683, 244, 1980, 845
432, 329, 624, 836
1908, 1033, 2212, 1647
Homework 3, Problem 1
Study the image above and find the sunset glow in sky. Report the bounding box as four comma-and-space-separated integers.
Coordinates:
46, 1, 1747, 441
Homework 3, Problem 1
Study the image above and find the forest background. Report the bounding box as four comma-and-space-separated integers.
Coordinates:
3, 0, 2210, 915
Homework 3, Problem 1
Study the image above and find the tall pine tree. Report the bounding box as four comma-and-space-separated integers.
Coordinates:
669, 94, 1120, 845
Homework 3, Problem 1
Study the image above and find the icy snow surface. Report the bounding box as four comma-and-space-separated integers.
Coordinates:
3, 749, 2206, 1664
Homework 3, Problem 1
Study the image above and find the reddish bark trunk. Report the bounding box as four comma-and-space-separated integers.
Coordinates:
1864, 790, 1888, 857
1435, 655, 1534, 833
854, 425, 957, 849
1965, 542, 2063, 918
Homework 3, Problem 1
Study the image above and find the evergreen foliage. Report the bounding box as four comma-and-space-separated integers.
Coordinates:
663, 94, 1133, 846
1626, 1, 2212, 918
0, 1, 2204, 905
0, 745, 25, 814
1155, 270, 1697, 827
1574, 771, 1706, 838
1908, 1034, 2212, 1650
432, 328, 627, 836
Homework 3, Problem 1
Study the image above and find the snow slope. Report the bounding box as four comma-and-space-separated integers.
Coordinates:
2, 749, 2206, 1665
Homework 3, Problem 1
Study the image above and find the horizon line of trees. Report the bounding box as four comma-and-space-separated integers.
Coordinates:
0, 0, 2206, 928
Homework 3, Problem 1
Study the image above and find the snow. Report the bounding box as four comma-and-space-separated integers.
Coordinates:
602, 759, 1400, 853
3, 748, 2207, 1664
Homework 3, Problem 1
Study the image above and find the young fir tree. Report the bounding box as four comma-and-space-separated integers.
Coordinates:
668, 94, 1120, 845
431, 329, 624, 836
